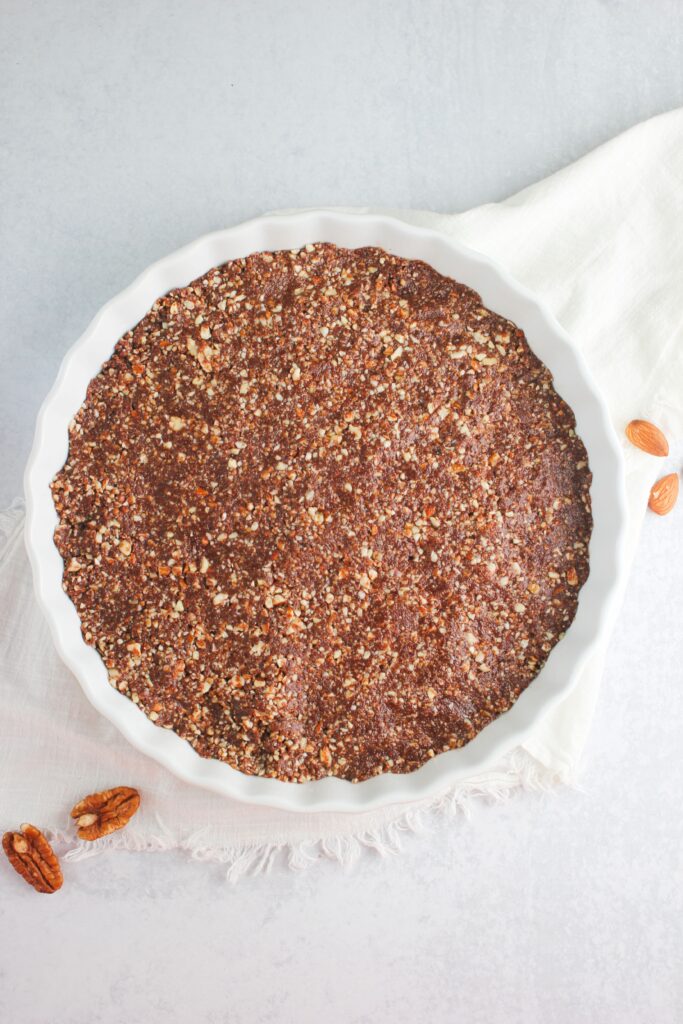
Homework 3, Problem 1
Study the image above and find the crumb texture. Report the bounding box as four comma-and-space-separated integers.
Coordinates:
52, 244, 592, 782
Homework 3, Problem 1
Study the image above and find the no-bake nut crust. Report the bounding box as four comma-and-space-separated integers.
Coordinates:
52, 244, 592, 782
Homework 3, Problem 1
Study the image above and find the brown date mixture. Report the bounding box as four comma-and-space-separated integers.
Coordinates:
52, 243, 592, 782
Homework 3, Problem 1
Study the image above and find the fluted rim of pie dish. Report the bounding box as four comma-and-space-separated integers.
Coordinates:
24, 211, 627, 812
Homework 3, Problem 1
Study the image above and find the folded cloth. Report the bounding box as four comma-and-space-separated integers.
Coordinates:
1, 108, 682, 880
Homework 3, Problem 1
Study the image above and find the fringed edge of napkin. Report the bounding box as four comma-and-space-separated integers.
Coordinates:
52, 749, 565, 882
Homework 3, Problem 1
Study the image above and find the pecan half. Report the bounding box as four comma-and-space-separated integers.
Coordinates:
70, 786, 140, 841
2, 824, 63, 894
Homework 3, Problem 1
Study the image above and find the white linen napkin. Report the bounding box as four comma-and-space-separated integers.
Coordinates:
1, 108, 682, 880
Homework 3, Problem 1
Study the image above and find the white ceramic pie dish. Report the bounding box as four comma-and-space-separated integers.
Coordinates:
24, 211, 627, 812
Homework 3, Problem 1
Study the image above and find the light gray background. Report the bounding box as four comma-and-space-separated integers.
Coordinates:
1, 2, 682, 1022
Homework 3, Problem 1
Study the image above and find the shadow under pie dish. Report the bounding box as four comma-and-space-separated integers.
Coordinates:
25, 213, 626, 811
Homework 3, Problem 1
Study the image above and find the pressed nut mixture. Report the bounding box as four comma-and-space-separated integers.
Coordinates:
52, 244, 592, 782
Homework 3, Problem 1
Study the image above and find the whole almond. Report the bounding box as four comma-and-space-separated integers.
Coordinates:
625, 419, 669, 457
648, 473, 679, 516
